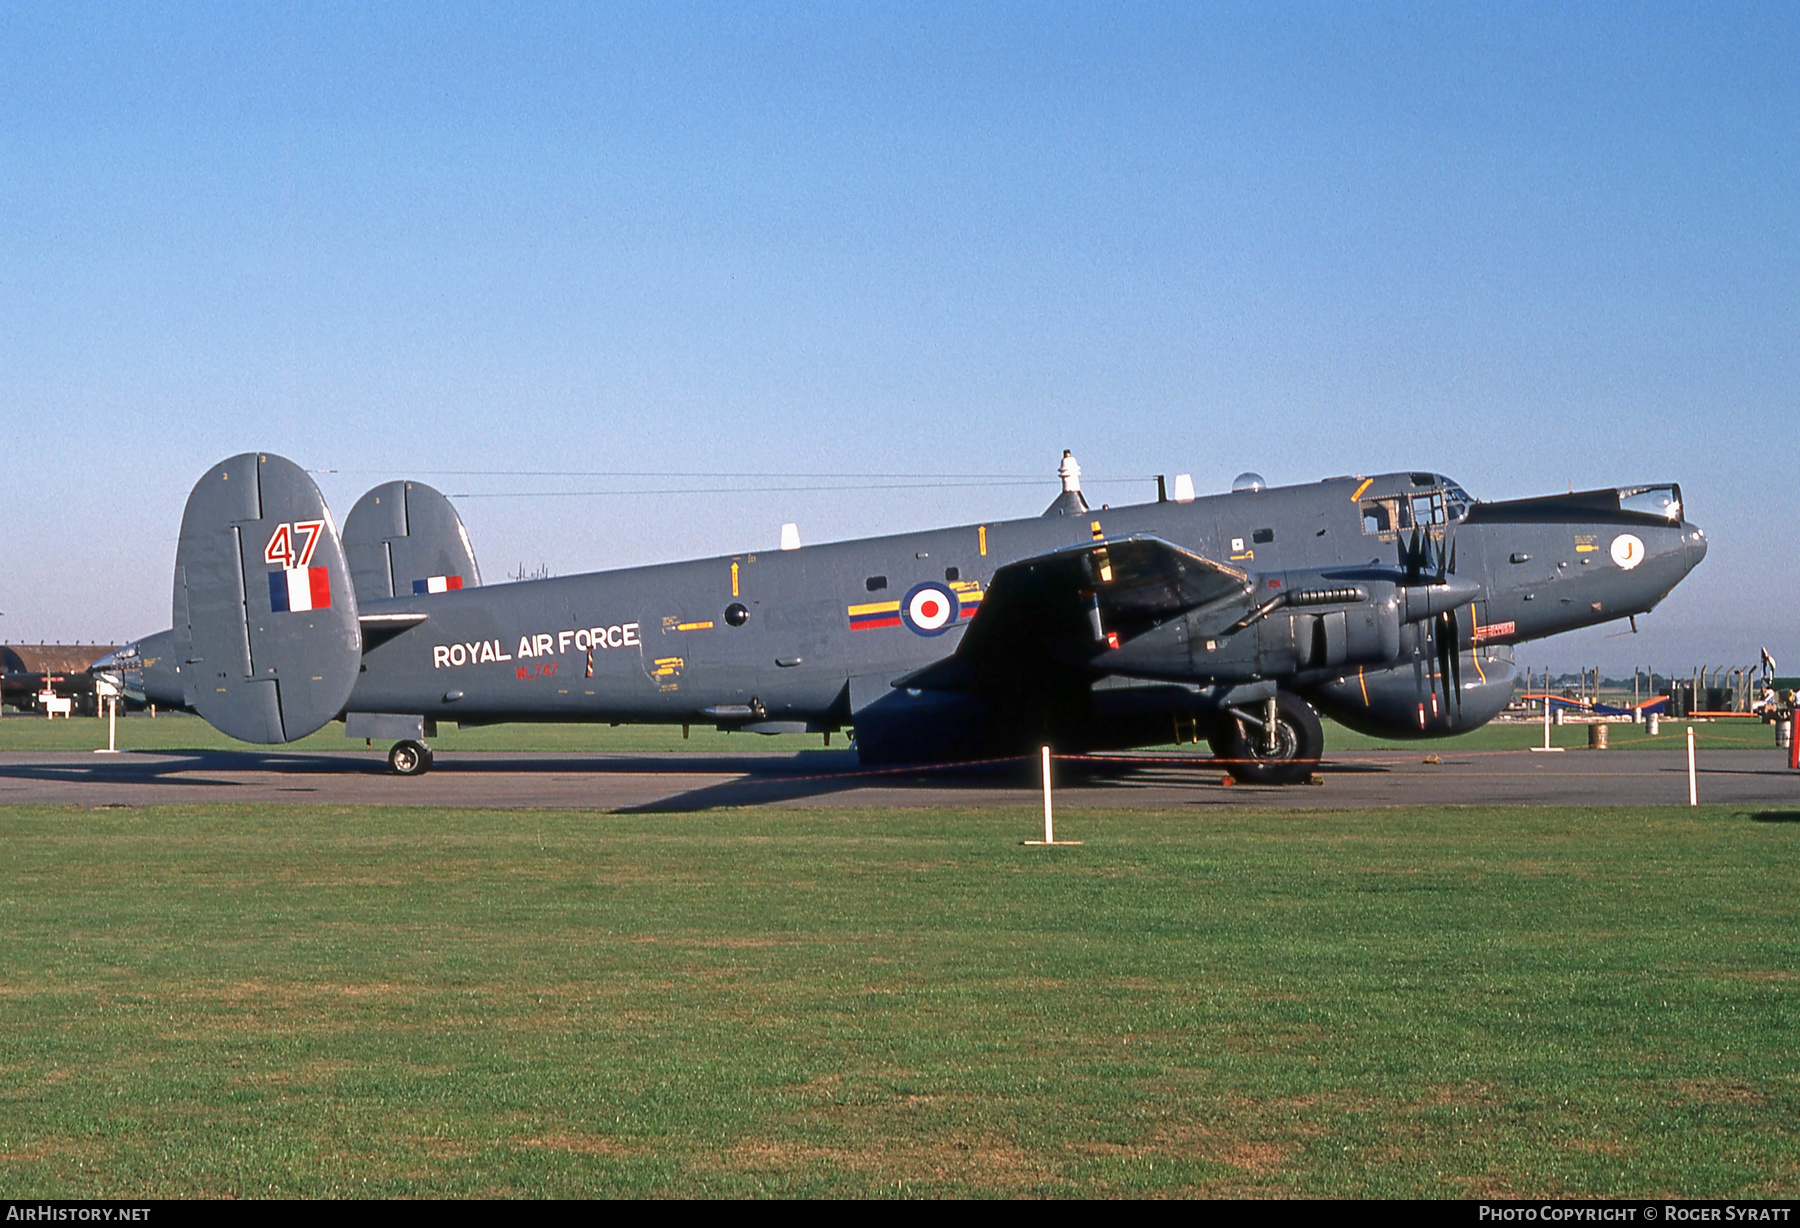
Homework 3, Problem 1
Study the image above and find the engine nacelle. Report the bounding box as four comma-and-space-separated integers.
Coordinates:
1306, 644, 1517, 738
1106, 580, 1403, 682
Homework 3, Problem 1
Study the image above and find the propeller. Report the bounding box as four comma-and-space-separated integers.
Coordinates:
1400, 521, 1466, 722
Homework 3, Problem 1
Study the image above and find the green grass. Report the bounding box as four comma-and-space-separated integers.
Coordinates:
1, 803, 1796, 1197
0, 709, 1783, 755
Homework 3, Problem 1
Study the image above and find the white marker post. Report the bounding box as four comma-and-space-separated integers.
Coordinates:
94, 685, 122, 755
1024, 745, 1080, 846
1531, 694, 1564, 752
1687, 725, 1698, 806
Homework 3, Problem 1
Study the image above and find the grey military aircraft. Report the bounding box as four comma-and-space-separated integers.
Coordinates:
95, 451, 1705, 782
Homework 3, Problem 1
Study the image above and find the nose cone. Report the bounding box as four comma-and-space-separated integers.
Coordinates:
1685, 525, 1708, 574
89, 643, 139, 672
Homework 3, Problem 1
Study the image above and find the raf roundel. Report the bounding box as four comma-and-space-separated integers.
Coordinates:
900, 582, 961, 636
1610, 534, 1646, 571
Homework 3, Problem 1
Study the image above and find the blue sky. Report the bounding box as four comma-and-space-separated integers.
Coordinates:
3, 4, 1794, 675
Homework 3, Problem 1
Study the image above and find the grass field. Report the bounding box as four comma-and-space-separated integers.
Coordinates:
0, 709, 1786, 755
2, 802, 1796, 1197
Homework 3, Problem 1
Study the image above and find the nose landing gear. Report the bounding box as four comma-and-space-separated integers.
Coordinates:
387, 739, 434, 776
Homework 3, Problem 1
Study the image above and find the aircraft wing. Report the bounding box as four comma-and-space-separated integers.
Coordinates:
897, 536, 1252, 693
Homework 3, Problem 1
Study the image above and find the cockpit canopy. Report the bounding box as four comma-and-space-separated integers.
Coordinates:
1357, 472, 1474, 537
1356, 475, 1685, 535
1618, 484, 1682, 522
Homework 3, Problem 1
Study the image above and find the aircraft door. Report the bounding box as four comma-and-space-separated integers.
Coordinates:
754, 555, 840, 716
650, 569, 756, 707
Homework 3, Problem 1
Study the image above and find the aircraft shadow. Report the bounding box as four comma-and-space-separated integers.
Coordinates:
0, 746, 1394, 809
0, 748, 393, 789
608, 755, 1049, 812
605, 753, 1350, 811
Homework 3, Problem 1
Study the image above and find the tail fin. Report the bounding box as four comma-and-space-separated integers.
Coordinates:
342, 480, 482, 603
173, 453, 361, 744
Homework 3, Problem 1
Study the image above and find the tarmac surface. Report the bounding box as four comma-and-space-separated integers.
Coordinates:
1, 746, 1797, 811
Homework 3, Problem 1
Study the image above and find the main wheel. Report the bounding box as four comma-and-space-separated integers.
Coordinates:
387, 739, 434, 776
1208, 692, 1323, 785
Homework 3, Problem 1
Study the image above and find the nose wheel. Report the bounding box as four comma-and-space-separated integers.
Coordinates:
387, 740, 434, 776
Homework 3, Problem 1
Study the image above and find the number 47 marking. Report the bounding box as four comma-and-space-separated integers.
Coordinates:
264, 521, 325, 569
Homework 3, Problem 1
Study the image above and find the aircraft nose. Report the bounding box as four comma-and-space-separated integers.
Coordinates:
1684, 525, 1708, 573
89, 643, 135, 672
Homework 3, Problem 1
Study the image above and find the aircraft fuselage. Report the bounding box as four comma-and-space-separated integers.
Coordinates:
336, 472, 1702, 734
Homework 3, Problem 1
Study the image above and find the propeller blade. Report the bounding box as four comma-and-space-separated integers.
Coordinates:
1412, 634, 1429, 727
1447, 610, 1463, 713
1435, 609, 1455, 713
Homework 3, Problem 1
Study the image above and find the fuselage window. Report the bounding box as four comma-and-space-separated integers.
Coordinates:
944, 567, 959, 582
1252, 528, 1274, 544
866, 576, 888, 592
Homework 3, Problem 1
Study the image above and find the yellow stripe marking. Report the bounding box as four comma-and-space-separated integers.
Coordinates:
730, 561, 739, 597
1358, 667, 1370, 706
1351, 477, 1374, 501
979, 525, 987, 556
848, 600, 902, 616
675, 621, 714, 631
1468, 606, 1487, 684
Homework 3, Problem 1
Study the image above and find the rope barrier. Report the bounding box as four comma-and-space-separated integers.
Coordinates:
650, 731, 1786, 792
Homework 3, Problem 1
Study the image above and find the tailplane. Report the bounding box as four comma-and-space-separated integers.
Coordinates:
173, 453, 362, 743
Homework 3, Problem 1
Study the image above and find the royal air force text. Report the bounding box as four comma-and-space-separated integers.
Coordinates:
432, 624, 641, 669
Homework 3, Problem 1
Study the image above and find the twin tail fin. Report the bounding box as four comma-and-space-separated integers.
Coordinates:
342, 480, 481, 604
172, 457, 486, 744
173, 453, 362, 744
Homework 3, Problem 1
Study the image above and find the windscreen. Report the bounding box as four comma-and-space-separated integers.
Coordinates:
1619, 485, 1682, 522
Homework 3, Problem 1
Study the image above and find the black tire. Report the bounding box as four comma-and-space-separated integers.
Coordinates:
387, 739, 433, 777
1209, 692, 1323, 785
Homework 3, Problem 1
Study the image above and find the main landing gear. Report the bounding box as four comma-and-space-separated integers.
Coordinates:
387, 739, 434, 776
1209, 692, 1323, 786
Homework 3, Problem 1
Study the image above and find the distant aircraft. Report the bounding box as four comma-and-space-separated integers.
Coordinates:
96, 452, 1705, 782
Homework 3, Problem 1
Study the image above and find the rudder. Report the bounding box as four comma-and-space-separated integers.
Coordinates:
173, 453, 362, 743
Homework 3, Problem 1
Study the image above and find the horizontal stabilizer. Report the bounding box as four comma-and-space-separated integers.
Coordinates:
173, 453, 362, 744
343, 480, 481, 603
358, 610, 430, 652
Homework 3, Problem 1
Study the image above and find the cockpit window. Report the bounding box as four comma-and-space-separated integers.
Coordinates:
1619, 484, 1682, 522
1365, 487, 1464, 535
1361, 497, 1410, 535
1410, 493, 1445, 526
